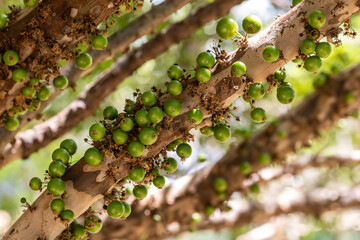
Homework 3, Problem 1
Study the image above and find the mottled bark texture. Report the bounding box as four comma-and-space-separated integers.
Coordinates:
0, 0, 244, 168
90, 65, 360, 240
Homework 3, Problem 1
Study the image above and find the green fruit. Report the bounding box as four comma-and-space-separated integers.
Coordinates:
258, 153, 271, 164
153, 175, 165, 188
248, 83, 265, 100
3, 50, 19, 66
280, 82, 293, 88
124, 100, 135, 114
29, 177, 42, 191
164, 158, 177, 173
38, 85, 51, 101
50, 199, 65, 214
24, 0, 37, 7
103, 106, 118, 120
309, 28, 320, 40
5, 116, 19, 131
300, 39, 316, 55
120, 117, 134, 132
263, 46, 280, 62
316, 42, 332, 58
164, 99, 182, 117
274, 69, 286, 81
120, 202, 132, 219
113, 129, 128, 145
214, 177, 227, 192
30, 77, 39, 85
89, 123, 106, 141
251, 107, 267, 123
240, 161, 252, 175
107, 200, 125, 218
28, 99, 40, 111
61, 209, 74, 221
167, 80, 183, 96
133, 185, 148, 200
304, 56, 322, 72
141, 91, 157, 107
0, 13, 8, 29
60, 139, 77, 155
205, 206, 215, 216
12, 68, 27, 82
216, 17, 239, 40
188, 109, 203, 124
196, 52, 215, 68
84, 147, 103, 166
52, 147, 70, 164
47, 178, 66, 196
168, 65, 183, 80
242, 15, 262, 34
135, 110, 150, 126
214, 125, 231, 143
292, 0, 303, 6
92, 34, 108, 50
53, 75, 68, 89
49, 160, 66, 177
75, 53, 92, 70
71, 221, 86, 240
200, 126, 214, 136
148, 106, 164, 123
129, 167, 146, 182
22, 86, 35, 99
231, 61, 246, 77
84, 215, 102, 233
250, 183, 260, 193
196, 67, 211, 83
139, 127, 158, 145
277, 86, 295, 104
128, 141, 145, 157
176, 143, 192, 158
308, 10, 326, 29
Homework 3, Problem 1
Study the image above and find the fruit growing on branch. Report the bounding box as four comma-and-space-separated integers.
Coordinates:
242, 15, 262, 34
29, 177, 42, 191
84, 147, 103, 166
216, 17, 239, 40
308, 10, 326, 29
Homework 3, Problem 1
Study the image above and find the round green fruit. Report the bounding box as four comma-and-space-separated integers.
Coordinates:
50, 198, 65, 214
148, 106, 164, 124
133, 185, 148, 200
129, 167, 146, 182
164, 99, 182, 117
92, 34, 108, 50
75, 53, 92, 70
248, 83, 265, 100
277, 86, 295, 104
124, 100, 135, 114
263, 46, 280, 62
153, 175, 165, 188
167, 80, 183, 96
103, 106, 118, 120
274, 69, 286, 81
89, 123, 106, 141
258, 153, 271, 164
188, 109, 203, 124
242, 15, 262, 34
48, 160, 66, 178
84, 147, 103, 166
128, 141, 145, 157
5, 116, 19, 131
52, 147, 70, 164
135, 110, 150, 127
316, 42, 332, 58
251, 107, 267, 123
12, 68, 27, 82
53, 75, 68, 89
216, 17, 239, 40
176, 143, 192, 158
113, 129, 128, 145
22, 86, 35, 99
164, 158, 178, 173
308, 10, 326, 29
240, 161, 252, 175
121, 202, 132, 219
214, 177, 227, 192
29, 177, 42, 191
292, 0, 303, 6
71, 221, 86, 240
200, 126, 214, 136
61, 209, 74, 221
84, 215, 102, 233
196, 67, 211, 83
3, 50, 19, 66
214, 125, 231, 143
47, 178, 66, 196
120, 117, 134, 132
300, 39, 316, 55
196, 52, 215, 68
28, 99, 41, 111
0, 13, 8, 29
107, 200, 125, 218
60, 139, 77, 155
38, 85, 51, 101
24, 0, 37, 7
141, 91, 157, 107
304, 56, 322, 72
168, 65, 183, 80
30, 77, 39, 85
139, 127, 158, 146
231, 61, 246, 77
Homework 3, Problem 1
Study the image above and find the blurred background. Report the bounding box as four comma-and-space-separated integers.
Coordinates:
1, 0, 360, 239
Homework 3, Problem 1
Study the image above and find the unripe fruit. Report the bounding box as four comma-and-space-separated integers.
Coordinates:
75, 53, 92, 70
148, 106, 164, 123
240, 161, 252, 174
50, 199, 65, 214
124, 100, 135, 114
103, 106, 118, 120
120, 117, 134, 132
0, 13, 8, 29
3, 50, 19, 66
258, 153, 271, 164
196, 52, 215, 68
200, 126, 214, 136
141, 91, 157, 107
164, 158, 178, 173
128, 141, 145, 157
113, 129, 128, 145
188, 109, 203, 124
308, 10, 326, 29
176, 143, 192, 158
274, 69, 286, 81
28, 99, 40, 111
71, 221, 86, 240
168, 65, 183, 80
107, 201, 125, 218
52, 148, 70, 164
214, 177, 227, 192
60, 139, 77, 155
24, 0, 37, 7
47, 178, 66, 196
231, 61, 246, 77
30, 77, 39, 85
263, 46, 280, 62
139, 127, 158, 145
153, 175, 165, 188
49, 160, 66, 177
22, 86, 35, 99
196, 67, 211, 83
92, 34, 108, 50
120, 202, 132, 219
133, 185, 148, 199
61, 209, 74, 221
38, 85, 51, 101
316, 42, 332, 58
216, 17, 239, 40
277, 86, 295, 104
300, 39, 316, 55
135, 110, 150, 126
84, 215, 102, 233
5, 116, 19, 131
248, 83, 265, 100
164, 99, 182, 117
242, 15, 262, 34
129, 167, 146, 182
12, 68, 27, 82
251, 107, 267, 123
292, 0, 303, 6
84, 147, 103, 166
167, 80, 183, 96
214, 125, 231, 143
304, 56, 322, 72
29, 177, 42, 191
89, 123, 106, 141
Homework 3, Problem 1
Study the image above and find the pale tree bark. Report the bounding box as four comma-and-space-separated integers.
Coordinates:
0, 0, 244, 168
3, 1, 359, 239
